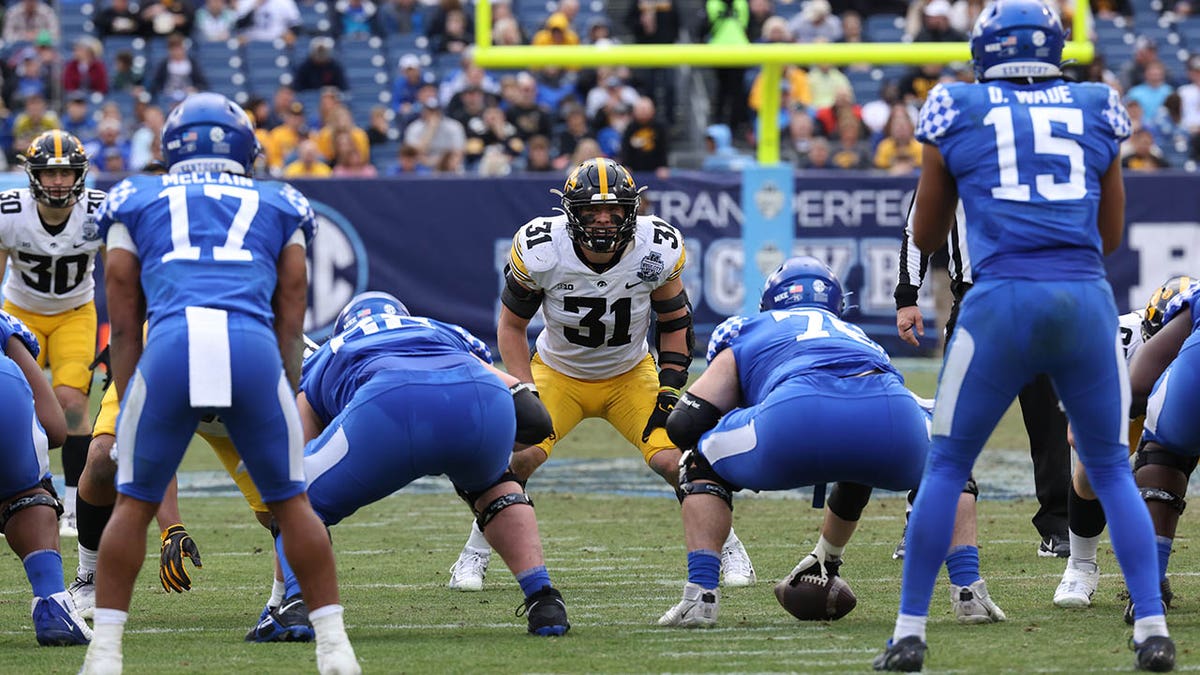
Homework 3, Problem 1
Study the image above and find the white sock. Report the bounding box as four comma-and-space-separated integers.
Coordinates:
64, 487, 77, 517
1068, 532, 1100, 566
91, 608, 128, 649
77, 545, 98, 574
465, 521, 490, 552
892, 613, 927, 642
814, 535, 845, 560
1134, 616, 1170, 643
309, 604, 348, 646
268, 579, 286, 608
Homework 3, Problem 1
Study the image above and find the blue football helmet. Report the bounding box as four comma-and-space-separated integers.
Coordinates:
970, 0, 1065, 82
334, 291, 410, 335
759, 256, 844, 316
161, 92, 261, 174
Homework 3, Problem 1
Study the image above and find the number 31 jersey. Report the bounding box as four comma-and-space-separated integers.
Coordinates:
917, 80, 1130, 281
507, 215, 686, 381
0, 188, 106, 314
96, 172, 315, 327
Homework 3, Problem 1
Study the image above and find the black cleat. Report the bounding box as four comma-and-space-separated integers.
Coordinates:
1133, 635, 1176, 672
873, 636, 926, 672
245, 595, 314, 642
1124, 578, 1173, 626
1037, 533, 1070, 558
517, 586, 570, 636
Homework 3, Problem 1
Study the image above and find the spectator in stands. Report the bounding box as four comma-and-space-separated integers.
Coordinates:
316, 104, 369, 161
195, 0, 238, 41
493, 17, 524, 46
790, 0, 843, 43
294, 37, 348, 92
283, 138, 333, 177
814, 88, 862, 136
1065, 52, 1122, 91
109, 50, 144, 93
595, 103, 629, 158
1178, 56, 1200, 133
585, 16, 615, 45
334, 0, 381, 39
899, 63, 944, 105
702, 123, 752, 171
1125, 98, 1147, 137
746, 0, 774, 42
1123, 128, 1170, 170
912, 0, 966, 41
1126, 61, 1175, 120
523, 134, 554, 172
264, 84, 295, 128
758, 14, 794, 44
129, 104, 165, 170
392, 54, 430, 117
873, 103, 921, 174
384, 143, 430, 175
10, 48, 49, 107
798, 136, 832, 169
532, 12, 580, 46
235, 0, 300, 45
398, 81, 436, 130
84, 118, 131, 168
267, 100, 308, 170
1092, 0, 1133, 20
447, 83, 490, 127
1152, 92, 1188, 154
476, 145, 514, 177
245, 96, 272, 130
438, 51, 499, 108
1121, 37, 1158, 91
553, 104, 589, 170
63, 37, 108, 97
403, 95, 465, 172
427, 0, 472, 43
96, 0, 146, 38
141, 0, 196, 37
62, 93, 98, 143
366, 105, 393, 146
331, 132, 378, 176
621, 96, 670, 178
378, 0, 425, 36
705, 0, 751, 135
506, 71, 553, 140
147, 34, 208, 103
431, 7, 472, 54
841, 9, 864, 42
465, 104, 522, 169
557, 0, 581, 29
780, 105, 817, 165
535, 67, 578, 117
807, 63, 852, 109
3, 0, 58, 45
749, 63, 812, 129
569, 137, 603, 167
624, 0, 680, 125
948, 0, 985, 34
828, 111, 870, 169
11, 92, 58, 155
584, 71, 640, 125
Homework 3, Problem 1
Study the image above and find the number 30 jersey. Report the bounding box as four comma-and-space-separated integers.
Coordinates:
508, 214, 686, 381
917, 80, 1130, 282
96, 172, 315, 327
0, 188, 106, 314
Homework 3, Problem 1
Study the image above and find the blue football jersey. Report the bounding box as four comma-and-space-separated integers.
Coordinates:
707, 308, 900, 406
96, 172, 316, 327
1160, 280, 1200, 334
917, 80, 1131, 281
301, 314, 493, 423
0, 310, 39, 359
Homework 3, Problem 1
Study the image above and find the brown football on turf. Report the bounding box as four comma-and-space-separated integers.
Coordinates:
774, 568, 858, 621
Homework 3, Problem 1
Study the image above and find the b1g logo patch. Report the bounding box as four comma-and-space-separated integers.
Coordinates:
638, 251, 665, 282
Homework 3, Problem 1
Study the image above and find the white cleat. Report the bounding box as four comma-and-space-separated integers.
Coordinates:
69, 571, 96, 620
316, 644, 362, 675
658, 582, 719, 627
59, 512, 78, 538
1054, 560, 1100, 609
720, 535, 756, 587
952, 579, 1006, 624
447, 547, 490, 592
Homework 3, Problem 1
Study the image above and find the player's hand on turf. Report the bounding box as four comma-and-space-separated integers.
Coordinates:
642, 386, 681, 443
896, 305, 925, 347
160, 524, 202, 592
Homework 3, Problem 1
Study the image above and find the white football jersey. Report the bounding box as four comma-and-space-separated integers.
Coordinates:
1119, 310, 1145, 364
508, 214, 687, 380
0, 188, 106, 314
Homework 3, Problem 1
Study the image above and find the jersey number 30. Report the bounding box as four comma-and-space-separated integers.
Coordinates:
159, 185, 260, 263
984, 106, 1086, 202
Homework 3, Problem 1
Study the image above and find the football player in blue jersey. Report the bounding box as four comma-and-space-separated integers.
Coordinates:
262, 292, 569, 636
81, 93, 360, 675
1122, 280, 1200, 626
0, 309, 92, 647
658, 257, 1006, 627
874, 2, 1173, 671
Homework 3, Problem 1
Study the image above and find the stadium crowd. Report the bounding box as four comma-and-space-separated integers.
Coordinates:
0, 0, 1190, 179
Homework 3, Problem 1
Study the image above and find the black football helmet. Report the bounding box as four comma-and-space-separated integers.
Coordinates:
1142, 275, 1194, 341
23, 130, 89, 208
553, 157, 644, 253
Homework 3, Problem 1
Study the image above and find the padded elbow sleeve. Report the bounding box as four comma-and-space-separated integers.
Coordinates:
500, 267, 544, 320
511, 383, 552, 446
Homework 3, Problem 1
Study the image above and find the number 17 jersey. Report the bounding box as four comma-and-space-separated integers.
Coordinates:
916, 80, 1131, 282
96, 172, 315, 327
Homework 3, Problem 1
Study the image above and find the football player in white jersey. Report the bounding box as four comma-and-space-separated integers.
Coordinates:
1054, 275, 1192, 612
0, 131, 106, 538
448, 158, 756, 591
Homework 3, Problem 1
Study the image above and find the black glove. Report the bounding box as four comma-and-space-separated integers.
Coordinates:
641, 386, 681, 443
160, 524, 202, 592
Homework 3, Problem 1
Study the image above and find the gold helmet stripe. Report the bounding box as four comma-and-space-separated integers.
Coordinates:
596, 157, 608, 196
52, 130, 63, 158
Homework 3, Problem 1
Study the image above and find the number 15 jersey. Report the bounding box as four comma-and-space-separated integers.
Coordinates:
507, 214, 686, 381
916, 80, 1131, 282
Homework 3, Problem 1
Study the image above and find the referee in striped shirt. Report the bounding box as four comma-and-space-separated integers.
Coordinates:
895, 201, 1072, 558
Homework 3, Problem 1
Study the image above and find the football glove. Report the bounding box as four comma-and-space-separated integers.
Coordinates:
160, 523, 202, 592
642, 386, 681, 443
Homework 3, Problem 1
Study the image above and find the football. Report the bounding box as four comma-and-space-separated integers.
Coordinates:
774, 565, 858, 621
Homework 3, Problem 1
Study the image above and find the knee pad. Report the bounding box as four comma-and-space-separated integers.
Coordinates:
678, 449, 737, 511
0, 491, 63, 534
1134, 447, 1200, 476
474, 492, 533, 532
510, 383, 553, 446
665, 393, 723, 452
1140, 487, 1187, 515
827, 482, 873, 522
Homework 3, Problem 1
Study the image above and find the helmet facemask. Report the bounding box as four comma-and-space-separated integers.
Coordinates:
28, 166, 87, 208
553, 158, 644, 254
24, 131, 89, 209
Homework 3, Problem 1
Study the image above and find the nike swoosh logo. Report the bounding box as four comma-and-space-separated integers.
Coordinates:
624, 281, 642, 289
71, 242, 89, 249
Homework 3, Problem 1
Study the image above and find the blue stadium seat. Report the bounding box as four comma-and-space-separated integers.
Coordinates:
865, 14, 905, 42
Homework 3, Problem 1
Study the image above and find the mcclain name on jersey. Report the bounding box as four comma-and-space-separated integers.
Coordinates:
0, 187, 106, 313
508, 214, 686, 381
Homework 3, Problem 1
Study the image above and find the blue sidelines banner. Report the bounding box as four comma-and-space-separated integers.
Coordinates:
93, 171, 1200, 356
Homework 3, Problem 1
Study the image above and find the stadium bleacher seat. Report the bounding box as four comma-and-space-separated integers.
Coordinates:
865, 14, 905, 42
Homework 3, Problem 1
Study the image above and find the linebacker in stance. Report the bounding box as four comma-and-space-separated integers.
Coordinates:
875, 2, 1172, 671
0, 131, 106, 537
270, 292, 569, 636
81, 93, 358, 675
448, 158, 755, 591
0, 309, 92, 646
658, 257, 947, 627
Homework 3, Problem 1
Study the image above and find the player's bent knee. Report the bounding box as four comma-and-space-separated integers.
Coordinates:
457, 472, 534, 531
0, 490, 63, 534
510, 383, 553, 446
1134, 446, 1200, 477
679, 449, 736, 511
1140, 487, 1187, 515
828, 482, 872, 522
473, 492, 533, 532
665, 393, 722, 451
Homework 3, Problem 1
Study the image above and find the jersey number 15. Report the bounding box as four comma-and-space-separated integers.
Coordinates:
984, 106, 1086, 202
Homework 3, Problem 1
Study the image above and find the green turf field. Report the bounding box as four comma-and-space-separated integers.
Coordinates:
8, 363, 1193, 673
